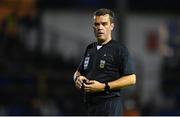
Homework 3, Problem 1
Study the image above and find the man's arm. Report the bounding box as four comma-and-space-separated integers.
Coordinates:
73, 70, 81, 82
83, 74, 136, 93
108, 74, 136, 90
73, 70, 88, 90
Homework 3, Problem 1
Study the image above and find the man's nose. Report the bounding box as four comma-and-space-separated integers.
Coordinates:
98, 24, 103, 29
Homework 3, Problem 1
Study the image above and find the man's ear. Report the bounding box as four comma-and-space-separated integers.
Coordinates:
111, 23, 114, 30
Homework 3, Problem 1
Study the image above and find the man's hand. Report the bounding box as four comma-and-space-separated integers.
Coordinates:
75, 76, 88, 90
83, 80, 105, 93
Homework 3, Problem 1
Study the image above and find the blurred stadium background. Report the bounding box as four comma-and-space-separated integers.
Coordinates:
0, 0, 180, 115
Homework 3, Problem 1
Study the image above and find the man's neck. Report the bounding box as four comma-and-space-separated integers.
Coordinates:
98, 38, 112, 45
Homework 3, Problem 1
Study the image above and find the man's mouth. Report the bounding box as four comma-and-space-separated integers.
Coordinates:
98, 32, 104, 35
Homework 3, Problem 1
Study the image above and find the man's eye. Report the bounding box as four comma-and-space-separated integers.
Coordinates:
102, 22, 108, 26
94, 23, 100, 26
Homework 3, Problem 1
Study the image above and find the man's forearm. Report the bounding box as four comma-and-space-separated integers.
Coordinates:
108, 74, 136, 90
73, 70, 81, 82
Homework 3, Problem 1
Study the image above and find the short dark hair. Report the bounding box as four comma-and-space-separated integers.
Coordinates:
93, 8, 115, 23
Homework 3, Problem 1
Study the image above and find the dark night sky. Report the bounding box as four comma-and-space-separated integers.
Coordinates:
38, 0, 180, 14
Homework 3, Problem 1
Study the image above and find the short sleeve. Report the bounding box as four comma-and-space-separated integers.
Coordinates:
77, 47, 88, 75
118, 45, 135, 76
77, 56, 84, 74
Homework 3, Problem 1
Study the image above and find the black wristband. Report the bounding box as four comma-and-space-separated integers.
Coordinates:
104, 82, 110, 94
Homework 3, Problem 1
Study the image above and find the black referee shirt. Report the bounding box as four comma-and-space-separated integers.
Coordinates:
78, 39, 135, 103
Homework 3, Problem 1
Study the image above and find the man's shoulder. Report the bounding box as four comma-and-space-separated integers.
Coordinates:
111, 40, 126, 49
86, 42, 97, 49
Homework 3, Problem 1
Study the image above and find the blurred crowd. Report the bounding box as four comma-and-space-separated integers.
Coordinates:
0, 0, 82, 115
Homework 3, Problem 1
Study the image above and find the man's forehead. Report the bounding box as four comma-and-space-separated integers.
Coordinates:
93, 14, 110, 21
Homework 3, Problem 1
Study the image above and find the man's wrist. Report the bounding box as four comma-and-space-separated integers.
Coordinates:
104, 82, 110, 93
74, 75, 80, 82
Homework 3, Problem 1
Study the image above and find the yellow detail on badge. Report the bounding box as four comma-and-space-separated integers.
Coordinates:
99, 60, 106, 68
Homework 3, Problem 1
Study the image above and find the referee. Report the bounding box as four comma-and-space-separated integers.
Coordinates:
73, 8, 136, 116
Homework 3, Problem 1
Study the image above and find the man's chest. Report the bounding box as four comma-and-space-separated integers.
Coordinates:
83, 47, 117, 71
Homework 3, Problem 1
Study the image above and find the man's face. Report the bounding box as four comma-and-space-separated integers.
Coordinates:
93, 14, 114, 43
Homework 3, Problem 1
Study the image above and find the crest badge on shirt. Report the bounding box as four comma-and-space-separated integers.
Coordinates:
84, 57, 90, 70
99, 60, 106, 68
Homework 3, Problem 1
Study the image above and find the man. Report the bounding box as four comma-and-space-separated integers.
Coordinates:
73, 8, 136, 116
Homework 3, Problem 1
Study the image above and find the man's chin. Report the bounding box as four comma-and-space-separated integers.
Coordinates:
97, 37, 105, 41
97, 37, 105, 43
